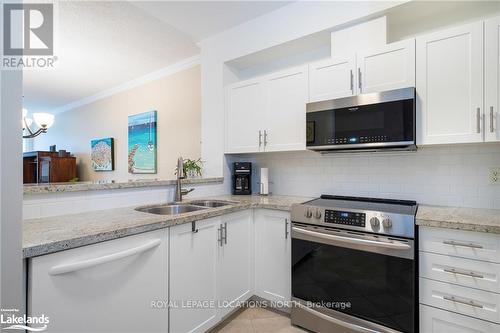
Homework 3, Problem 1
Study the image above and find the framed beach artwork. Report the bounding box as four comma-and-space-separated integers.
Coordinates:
128, 110, 157, 174
90, 137, 114, 171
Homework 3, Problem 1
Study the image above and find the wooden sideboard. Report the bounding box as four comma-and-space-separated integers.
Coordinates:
23, 151, 77, 184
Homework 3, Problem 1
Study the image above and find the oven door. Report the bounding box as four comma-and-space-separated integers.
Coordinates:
306, 88, 415, 151
291, 224, 415, 333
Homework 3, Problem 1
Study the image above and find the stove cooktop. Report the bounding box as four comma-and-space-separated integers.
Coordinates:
291, 195, 418, 239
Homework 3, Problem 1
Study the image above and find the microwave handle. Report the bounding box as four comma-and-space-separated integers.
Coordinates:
292, 226, 411, 250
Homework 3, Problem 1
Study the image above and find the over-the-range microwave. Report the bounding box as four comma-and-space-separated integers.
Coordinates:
306, 87, 416, 152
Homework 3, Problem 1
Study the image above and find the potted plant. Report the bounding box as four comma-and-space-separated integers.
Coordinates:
175, 158, 203, 178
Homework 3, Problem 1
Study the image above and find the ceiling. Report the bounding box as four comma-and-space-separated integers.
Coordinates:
23, 1, 291, 112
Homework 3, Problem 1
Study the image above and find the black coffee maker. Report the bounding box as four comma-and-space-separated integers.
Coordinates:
233, 162, 252, 195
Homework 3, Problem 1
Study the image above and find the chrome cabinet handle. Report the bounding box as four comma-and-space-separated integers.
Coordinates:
491, 106, 495, 133
258, 130, 262, 147
222, 222, 227, 245
264, 130, 268, 146
349, 69, 354, 93
285, 218, 289, 239
443, 267, 484, 279
443, 295, 484, 309
476, 108, 481, 133
218, 225, 223, 247
443, 240, 483, 249
357, 68, 362, 92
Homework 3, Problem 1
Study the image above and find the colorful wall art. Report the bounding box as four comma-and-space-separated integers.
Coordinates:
90, 137, 114, 171
128, 111, 157, 174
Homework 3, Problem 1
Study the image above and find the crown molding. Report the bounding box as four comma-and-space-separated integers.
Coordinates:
52, 54, 200, 114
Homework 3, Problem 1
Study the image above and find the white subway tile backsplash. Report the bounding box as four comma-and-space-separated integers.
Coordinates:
230, 143, 500, 209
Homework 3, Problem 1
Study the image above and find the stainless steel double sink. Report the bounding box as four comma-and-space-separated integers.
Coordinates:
135, 200, 238, 216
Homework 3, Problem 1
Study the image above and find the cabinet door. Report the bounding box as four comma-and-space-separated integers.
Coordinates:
416, 22, 484, 144
170, 218, 219, 333
29, 230, 169, 333
308, 56, 356, 102
420, 304, 500, 333
254, 209, 291, 304
225, 79, 265, 153
217, 210, 253, 318
485, 17, 500, 142
357, 39, 415, 94
264, 65, 308, 152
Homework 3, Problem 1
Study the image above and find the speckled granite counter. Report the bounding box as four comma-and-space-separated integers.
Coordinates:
416, 205, 500, 234
23, 195, 312, 258
23, 177, 223, 194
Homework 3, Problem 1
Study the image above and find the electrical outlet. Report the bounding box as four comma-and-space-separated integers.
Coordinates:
490, 167, 500, 184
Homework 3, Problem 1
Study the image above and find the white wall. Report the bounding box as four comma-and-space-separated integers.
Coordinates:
229, 144, 500, 209
0, 70, 24, 311
199, 1, 408, 178
33, 66, 202, 182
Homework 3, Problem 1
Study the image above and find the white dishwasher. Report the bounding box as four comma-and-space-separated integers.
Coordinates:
28, 229, 169, 333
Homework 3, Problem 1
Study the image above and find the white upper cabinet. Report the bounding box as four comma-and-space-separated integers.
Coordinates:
225, 79, 265, 153
357, 39, 415, 94
485, 17, 500, 142
225, 66, 308, 154
308, 56, 356, 102
416, 22, 484, 145
264, 65, 308, 152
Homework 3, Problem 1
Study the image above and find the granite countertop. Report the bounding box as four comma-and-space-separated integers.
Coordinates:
23, 195, 312, 258
23, 177, 223, 195
23, 195, 500, 259
416, 205, 500, 234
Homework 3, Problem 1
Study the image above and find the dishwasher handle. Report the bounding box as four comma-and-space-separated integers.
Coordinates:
48, 239, 162, 275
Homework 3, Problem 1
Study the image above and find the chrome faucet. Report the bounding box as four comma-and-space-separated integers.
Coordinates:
175, 156, 194, 202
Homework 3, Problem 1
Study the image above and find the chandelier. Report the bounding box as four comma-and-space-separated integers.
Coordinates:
23, 108, 55, 139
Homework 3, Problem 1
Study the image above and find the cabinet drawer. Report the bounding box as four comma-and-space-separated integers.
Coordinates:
420, 252, 500, 293
420, 278, 500, 324
420, 304, 500, 333
420, 227, 500, 263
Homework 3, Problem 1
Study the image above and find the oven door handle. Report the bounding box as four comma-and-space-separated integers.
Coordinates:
292, 227, 411, 250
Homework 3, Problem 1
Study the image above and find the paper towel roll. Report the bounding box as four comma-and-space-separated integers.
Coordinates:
260, 168, 269, 195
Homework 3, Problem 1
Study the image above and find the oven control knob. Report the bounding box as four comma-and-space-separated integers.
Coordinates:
314, 209, 322, 219
382, 218, 393, 228
305, 208, 313, 218
370, 217, 380, 228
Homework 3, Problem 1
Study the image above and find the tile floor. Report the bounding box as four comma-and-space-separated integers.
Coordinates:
213, 307, 307, 333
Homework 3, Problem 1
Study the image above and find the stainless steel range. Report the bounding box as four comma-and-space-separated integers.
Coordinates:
290, 195, 418, 333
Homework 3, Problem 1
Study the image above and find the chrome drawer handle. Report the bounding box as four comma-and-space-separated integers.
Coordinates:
443, 240, 483, 249
443, 267, 484, 279
443, 295, 484, 309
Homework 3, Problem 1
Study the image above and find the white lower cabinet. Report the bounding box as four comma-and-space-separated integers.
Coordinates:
420, 304, 500, 333
169, 217, 219, 333
216, 210, 254, 318
29, 229, 169, 333
254, 209, 291, 304
419, 227, 500, 333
